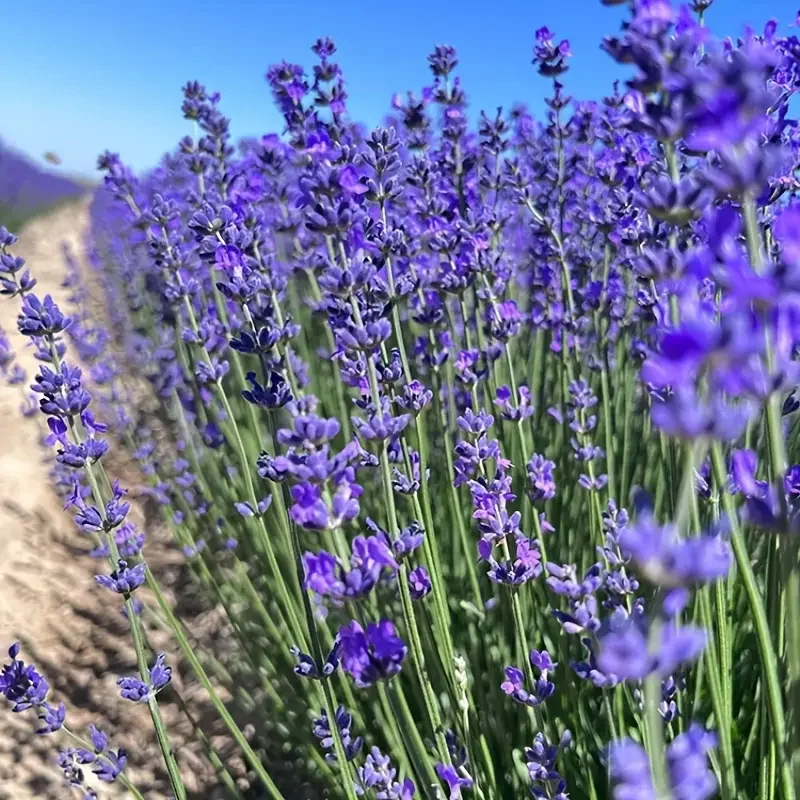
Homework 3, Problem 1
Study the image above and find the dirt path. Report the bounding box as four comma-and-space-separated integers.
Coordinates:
0, 202, 164, 798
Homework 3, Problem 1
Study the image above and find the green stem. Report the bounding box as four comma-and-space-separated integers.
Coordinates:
684, 444, 735, 799
353, 291, 450, 765
179, 290, 307, 649
643, 619, 669, 799
710, 444, 794, 800
145, 570, 286, 799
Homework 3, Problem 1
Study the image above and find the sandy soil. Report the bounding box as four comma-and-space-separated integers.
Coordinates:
0, 202, 200, 799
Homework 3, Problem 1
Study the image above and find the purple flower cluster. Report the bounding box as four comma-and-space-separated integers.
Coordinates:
57, 724, 127, 789
0, 643, 64, 734
2, 644, 129, 795
312, 704, 363, 764
356, 747, 415, 798
501, 649, 557, 708
609, 725, 717, 800
338, 620, 407, 688
302, 534, 397, 606
117, 652, 172, 703
259, 414, 364, 531
618, 513, 732, 588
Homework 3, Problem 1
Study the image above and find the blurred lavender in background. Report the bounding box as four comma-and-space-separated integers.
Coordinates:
0, 140, 85, 229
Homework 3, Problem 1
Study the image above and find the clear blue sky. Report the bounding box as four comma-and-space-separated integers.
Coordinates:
3, 0, 798, 179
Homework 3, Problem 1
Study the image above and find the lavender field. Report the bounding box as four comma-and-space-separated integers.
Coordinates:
2, 1, 800, 798
0, 143, 83, 231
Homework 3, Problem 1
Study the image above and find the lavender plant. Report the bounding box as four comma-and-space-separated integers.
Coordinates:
3, 1, 800, 798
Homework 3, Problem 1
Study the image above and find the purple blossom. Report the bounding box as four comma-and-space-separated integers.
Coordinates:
619, 515, 732, 588
609, 725, 717, 800
290, 479, 362, 531
357, 746, 416, 798
94, 559, 146, 594
527, 454, 556, 501
525, 731, 571, 800
241, 370, 292, 407
436, 762, 474, 799
117, 653, 171, 703
1, 643, 51, 712
501, 649, 557, 708
532, 27, 571, 77
291, 636, 341, 680
352, 411, 411, 441
494, 385, 533, 422
408, 566, 431, 600
17, 294, 72, 337
312, 704, 363, 764
395, 380, 432, 414
1, 644, 65, 734
277, 415, 341, 448
597, 618, 706, 681
457, 408, 494, 437
338, 619, 407, 688
302, 535, 397, 605
370, 519, 425, 560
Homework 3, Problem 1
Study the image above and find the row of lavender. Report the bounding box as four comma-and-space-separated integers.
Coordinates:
3, 0, 800, 798
0, 142, 83, 230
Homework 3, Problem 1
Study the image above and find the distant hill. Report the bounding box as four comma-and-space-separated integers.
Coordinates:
0, 142, 85, 205
0, 141, 85, 229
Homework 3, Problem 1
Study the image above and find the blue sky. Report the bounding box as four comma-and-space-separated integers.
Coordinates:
3, 0, 798, 179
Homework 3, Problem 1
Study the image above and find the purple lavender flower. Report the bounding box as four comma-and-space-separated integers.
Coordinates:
527, 454, 556, 501
1, 643, 51, 711
1, 643, 65, 734
525, 730, 571, 800
665, 725, 718, 799
357, 747, 416, 798
369, 518, 425, 560
116, 675, 151, 703
480, 535, 542, 586
94, 559, 146, 594
501, 649, 557, 708
608, 724, 717, 800
338, 619, 407, 688
436, 762, 473, 799
63, 723, 127, 785
241, 370, 292, 407
352, 411, 411, 441
17, 294, 72, 337
117, 652, 171, 702
291, 636, 340, 680
619, 514, 732, 588
597, 617, 706, 680
494, 385, 533, 422
31, 362, 91, 420
457, 409, 494, 437
428, 44, 458, 77
0, 325, 15, 376
92, 746, 128, 783
546, 562, 603, 600
290, 479, 362, 531
408, 566, 431, 601
395, 380, 432, 414
89, 724, 108, 753
302, 535, 397, 605
58, 749, 101, 796
278, 414, 342, 448
532, 27, 571, 77
312, 704, 363, 763
608, 737, 655, 800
